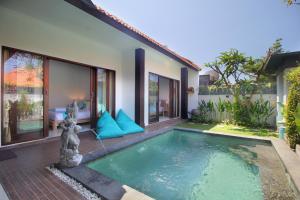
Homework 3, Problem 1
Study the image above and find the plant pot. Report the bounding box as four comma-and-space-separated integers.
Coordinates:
278, 126, 285, 140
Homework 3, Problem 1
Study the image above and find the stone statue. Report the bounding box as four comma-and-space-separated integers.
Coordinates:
59, 118, 83, 167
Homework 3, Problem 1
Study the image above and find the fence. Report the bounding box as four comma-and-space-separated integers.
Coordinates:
199, 83, 276, 95
197, 94, 277, 127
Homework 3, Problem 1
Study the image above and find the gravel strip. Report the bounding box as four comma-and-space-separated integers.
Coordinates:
46, 166, 101, 200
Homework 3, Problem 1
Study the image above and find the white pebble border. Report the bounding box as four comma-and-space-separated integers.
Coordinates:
46, 167, 101, 200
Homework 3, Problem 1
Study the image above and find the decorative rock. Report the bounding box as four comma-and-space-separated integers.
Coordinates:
59, 118, 83, 167
47, 167, 101, 200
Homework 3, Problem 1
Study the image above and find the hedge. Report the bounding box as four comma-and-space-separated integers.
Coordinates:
286, 67, 300, 149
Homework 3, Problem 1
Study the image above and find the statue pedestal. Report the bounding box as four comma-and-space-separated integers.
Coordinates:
59, 148, 83, 168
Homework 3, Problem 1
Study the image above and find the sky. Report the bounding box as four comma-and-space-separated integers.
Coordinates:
92, 0, 300, 70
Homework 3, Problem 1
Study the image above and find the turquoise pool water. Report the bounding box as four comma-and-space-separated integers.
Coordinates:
87, 130, 266, 200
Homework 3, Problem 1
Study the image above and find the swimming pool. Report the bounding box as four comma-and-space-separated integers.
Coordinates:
87, 130, 270, 200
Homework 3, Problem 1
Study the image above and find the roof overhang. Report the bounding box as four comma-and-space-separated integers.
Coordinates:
64, 0, 201, 71
263, 51, 300, 74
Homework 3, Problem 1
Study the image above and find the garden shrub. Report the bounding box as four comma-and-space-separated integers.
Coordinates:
191, 98, 274, 128
191, 100, 215, 123
286, 67, 300, 149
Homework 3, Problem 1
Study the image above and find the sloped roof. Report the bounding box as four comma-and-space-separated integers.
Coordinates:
65, 0, 201, 71
263, 51, 300, 74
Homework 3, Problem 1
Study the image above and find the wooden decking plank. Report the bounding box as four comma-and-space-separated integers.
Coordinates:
20, 169, 51, 200
36, 168, 76, 200
15, 170, 41, 199
0, 173, 21, 200
5, 171, 34, 200
41, 168, 85, 200
29, 169, 60, 200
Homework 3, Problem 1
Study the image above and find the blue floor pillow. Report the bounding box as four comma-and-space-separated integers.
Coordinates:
116, 109, 144, 135
96, 111, 125, 139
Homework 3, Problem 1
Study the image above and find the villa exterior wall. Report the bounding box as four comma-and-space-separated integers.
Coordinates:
277, 71, 284, 122
188, 68, 200, 115
0, 5, 131, 116
144, 50, 183, 126
0, 1, 200, 145
276, 68, 292, 124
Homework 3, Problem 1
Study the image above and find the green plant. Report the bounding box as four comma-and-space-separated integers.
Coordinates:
206, 100, 215, 121
224, 100, 233, 123
277, 102, 287, 122
295, 104, 300, 132
286, 67, 300, 148
232, 98, 251, 126
204, 39, 282, 126
216, 98, 226, 122
284, 0, 299, 6
248, 99, 274, 127
261, 101, 275, 126
191, 101, 207, 123
191, 100, 216, 123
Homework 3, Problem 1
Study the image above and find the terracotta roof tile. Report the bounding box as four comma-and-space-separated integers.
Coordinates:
78, 0, 200, 71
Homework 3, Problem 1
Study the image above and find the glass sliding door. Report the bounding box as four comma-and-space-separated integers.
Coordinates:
97, 69, 107, 115
2, 48, 46, 145
148, 73, 179, 124
149, 73, 159, 123
96, 69, 115, 117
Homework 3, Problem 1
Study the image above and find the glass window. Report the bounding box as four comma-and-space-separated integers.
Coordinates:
149, 73, 159, 123
97, 69, 107, 115
97, 69, 115, 116
2, 49, 44, 144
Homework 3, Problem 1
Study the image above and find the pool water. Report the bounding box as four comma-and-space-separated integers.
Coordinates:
87, 130, 266, 200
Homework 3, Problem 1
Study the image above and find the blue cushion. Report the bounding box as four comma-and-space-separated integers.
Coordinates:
96, 111, 125, 139
116, 109, 144, 135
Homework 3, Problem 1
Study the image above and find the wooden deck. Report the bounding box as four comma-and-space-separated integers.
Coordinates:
0, 119, 181, 200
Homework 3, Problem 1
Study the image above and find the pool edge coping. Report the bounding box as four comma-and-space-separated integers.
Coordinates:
174, 127, 272, 143
270, 139, 300, 198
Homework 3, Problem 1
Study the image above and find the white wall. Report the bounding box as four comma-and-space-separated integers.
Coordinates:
276, 71, 284, 122
188, 68, 200, 114
283, 68, 292, 105
198, 94, 277, 126
119, 50, 135, 119
276, 68, 292, 124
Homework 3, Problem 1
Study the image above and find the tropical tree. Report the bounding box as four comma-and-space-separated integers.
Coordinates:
204, 39, 282, 124
285, 0, 300, 5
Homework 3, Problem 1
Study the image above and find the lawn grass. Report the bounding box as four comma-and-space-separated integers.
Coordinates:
176, 122, 278, 137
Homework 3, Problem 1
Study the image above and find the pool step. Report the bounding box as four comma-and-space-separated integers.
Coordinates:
0, 183, 9, 200
121, 185, 154, 200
